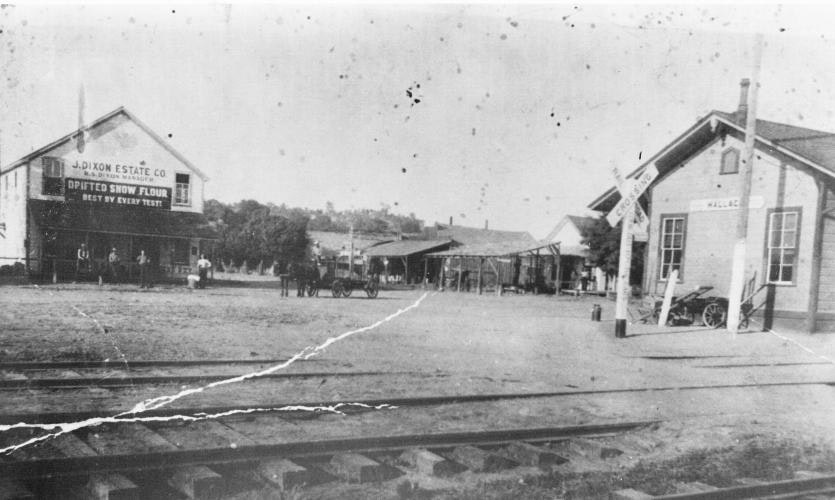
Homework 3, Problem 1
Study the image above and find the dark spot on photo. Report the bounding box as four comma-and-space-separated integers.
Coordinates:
401, 168, 407, 173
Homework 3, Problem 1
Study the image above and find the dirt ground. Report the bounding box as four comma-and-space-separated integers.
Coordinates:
1, 282, 835, 498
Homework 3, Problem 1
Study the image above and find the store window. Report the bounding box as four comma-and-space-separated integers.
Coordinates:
42, 157, 64, 196
175, 173, 190, 205
766, 208, 801, 285
720, 148, 740, 174
659, 215, 686, 280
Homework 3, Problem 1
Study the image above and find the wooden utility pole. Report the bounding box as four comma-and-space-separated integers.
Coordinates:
727, 34, 764, 334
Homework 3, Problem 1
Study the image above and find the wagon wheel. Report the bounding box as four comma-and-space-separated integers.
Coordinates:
331, 280, 344, 298
702, 302, 726, 329
667, 305, 694, 326
365, 281, 379, 298
341, 283, 353, 297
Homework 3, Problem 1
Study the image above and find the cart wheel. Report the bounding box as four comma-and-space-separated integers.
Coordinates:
366, 282, 379, 298
331, 280, 344, 298
702, 302, 726, 328
341, 285, 353, 298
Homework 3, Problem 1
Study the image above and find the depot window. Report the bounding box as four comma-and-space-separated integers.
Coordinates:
175, 173, 190, 206
766, 208, 801, 285
659, 215, 686, 281
42, 157, 64, 196
720, 148, 740, 174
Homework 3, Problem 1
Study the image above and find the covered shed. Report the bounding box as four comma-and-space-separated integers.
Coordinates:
362, 239, 452, 284
425, 240, 559, 295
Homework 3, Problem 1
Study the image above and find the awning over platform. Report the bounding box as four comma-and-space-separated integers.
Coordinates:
426, 240, 558, 258
29, 199, 218, 240
363, 239, 451, 257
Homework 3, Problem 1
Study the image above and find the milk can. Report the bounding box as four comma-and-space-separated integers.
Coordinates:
591, 304, 602, 321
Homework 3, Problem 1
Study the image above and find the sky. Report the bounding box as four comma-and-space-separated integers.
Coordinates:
1, 3, 835, 238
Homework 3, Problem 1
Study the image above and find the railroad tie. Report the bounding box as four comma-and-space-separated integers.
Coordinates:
80, 473, 139, 500
0, 479, 34, 500
168, 465, 224, 499
449, 445, 516, 473
330, 453, 395, 483
610, 488, 653, 500
503, 442, 568, 468
568, 438, 623, 459
257, 458, 317, 491
674, 481, 719, 494
398, 448, 456, 476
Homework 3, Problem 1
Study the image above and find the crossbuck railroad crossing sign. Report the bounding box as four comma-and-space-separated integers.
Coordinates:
606, 164, 659, 229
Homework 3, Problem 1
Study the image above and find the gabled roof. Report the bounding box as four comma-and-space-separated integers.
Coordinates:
588, 109, 835, 212
363, 239, 452, 257
308, 230, 391, 258
1, 107, 209, 181
434, 224, 536, 246
544, 214, 597, 242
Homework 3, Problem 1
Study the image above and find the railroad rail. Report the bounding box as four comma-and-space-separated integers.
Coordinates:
4, 379, 835, 425
0, 358, 307, 370
0, 370, 407, 390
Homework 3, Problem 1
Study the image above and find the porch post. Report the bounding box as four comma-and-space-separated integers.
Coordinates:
477, 257, 483, 295
128, 236, 133, 280
423, 258, 428, 288
457, 257, 462, 292
807, 179, 826, 333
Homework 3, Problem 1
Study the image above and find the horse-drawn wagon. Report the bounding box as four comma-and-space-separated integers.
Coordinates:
296, 259, 379, 298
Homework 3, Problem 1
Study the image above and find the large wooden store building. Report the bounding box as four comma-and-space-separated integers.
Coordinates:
0, 107, 217, 281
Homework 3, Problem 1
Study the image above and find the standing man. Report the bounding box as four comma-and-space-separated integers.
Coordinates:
75, 243, 90, 281
197, 254, 211, 289
312, 240, 321, 264
108, 247, 121, 284
136, 250, 151, 289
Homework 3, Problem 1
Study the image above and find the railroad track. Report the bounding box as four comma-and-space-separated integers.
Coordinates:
2, 417, 833, 500
1, 420, 651, 499
0, 358, 401, 390
0, 370, 406, 390
4, 377, 835, 424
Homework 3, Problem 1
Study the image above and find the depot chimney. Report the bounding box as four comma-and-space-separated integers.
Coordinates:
484, 220, 489, 230
449, 216, 453, 226
737, 78, 750, 124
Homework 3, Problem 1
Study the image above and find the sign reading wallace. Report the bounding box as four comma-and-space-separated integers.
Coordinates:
65, 179, 171, 209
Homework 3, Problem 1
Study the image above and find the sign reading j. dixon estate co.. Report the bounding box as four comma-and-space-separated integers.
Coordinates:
65, 179, 171, 209
68, 158, 168, 185
689, 196, 765, 212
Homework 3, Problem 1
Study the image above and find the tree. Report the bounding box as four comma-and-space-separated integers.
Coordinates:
204, 199, 309, 268
581, 216, 645, 286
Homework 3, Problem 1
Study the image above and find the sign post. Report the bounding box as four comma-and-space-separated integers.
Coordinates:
608, 164, 658, 338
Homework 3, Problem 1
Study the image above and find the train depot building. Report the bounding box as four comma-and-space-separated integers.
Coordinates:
590, 81, 835, 332
0, 107, 217, 281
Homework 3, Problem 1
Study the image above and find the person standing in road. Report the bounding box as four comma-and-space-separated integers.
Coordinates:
197, 254, 211, 289
136, 250, 151, 289
108, 247, 121, 284
75, 243, 90, 281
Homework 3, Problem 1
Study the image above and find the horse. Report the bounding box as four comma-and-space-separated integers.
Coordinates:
289, 261, 321, 297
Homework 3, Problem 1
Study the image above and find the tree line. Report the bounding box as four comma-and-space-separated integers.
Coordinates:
203, 199, 423, 268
